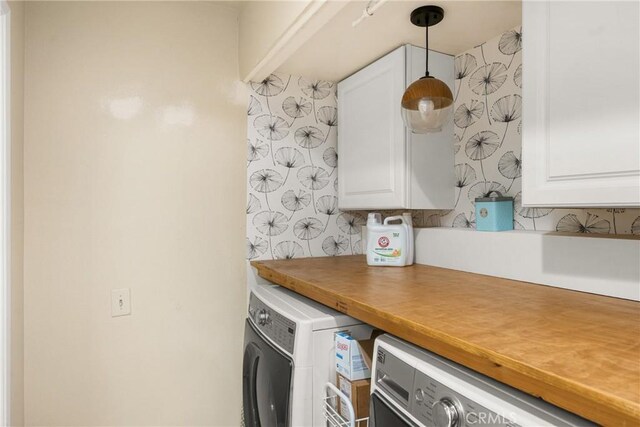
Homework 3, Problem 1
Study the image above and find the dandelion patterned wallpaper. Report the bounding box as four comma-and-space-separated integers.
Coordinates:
246, 29, 640, 262
397, 27, 640, 235
246, 74, 365, 261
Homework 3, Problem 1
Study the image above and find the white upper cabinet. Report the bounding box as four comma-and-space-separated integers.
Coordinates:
522, 1, 640, 207
337, 45, 455, 210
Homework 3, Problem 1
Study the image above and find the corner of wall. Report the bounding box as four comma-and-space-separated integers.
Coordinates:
8, 0, 25, 426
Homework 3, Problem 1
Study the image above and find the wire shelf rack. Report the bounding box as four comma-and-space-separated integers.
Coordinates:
323, 382, 369, 427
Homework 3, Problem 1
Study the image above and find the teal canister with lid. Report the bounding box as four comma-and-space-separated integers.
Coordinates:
475, 192, 514, 231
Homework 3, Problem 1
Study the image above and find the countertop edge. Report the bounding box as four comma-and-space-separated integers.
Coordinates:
251, 259, 640, 426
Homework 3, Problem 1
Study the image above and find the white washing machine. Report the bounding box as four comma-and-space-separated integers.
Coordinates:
243, 285, 372, 427
370, 334, 594, 427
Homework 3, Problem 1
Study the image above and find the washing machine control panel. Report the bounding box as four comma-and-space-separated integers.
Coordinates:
375, 345, 521, 427
374, 337, 594, 427
248, 293, 296, 355
410, 370, 521, 427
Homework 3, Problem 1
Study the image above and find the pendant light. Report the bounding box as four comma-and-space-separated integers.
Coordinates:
401, 6, 453, 133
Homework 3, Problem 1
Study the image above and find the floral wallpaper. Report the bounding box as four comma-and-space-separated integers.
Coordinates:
246, 28, 640, 261
400, 26, 640, 235
246, 74, 365, 261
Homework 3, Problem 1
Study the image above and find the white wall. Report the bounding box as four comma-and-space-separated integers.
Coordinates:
9, 1, 24, 425
414, 228, 640, 301
23, 2, 246, 426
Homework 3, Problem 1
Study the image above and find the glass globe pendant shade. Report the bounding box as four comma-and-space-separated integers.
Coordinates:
401, 76, 453, 133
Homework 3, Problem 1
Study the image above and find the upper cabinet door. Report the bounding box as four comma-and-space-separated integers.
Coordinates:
522, 1, 640, 207
337, 47, 407, 210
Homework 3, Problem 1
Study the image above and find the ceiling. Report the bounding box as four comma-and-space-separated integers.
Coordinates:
277, 0, 522, 82
215, 1, 247, 11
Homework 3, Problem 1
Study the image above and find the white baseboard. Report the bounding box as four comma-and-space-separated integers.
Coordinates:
415, 228, 640, 301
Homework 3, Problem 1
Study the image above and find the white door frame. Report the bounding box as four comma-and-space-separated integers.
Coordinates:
0, 0, 11, 425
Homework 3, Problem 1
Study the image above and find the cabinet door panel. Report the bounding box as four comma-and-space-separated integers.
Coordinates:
523, 1, 640, 207
338, 47, 407, 209
407, 47, 455, 209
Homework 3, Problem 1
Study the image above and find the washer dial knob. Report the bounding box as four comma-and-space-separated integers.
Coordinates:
432, 398, 461, 427
257, 309, 270, 326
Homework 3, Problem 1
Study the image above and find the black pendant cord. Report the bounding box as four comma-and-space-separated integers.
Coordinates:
410, 6, 443, 79
424, 24, 430, 77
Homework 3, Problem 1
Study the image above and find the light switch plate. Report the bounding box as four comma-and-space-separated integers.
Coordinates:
111, 288, 131, 317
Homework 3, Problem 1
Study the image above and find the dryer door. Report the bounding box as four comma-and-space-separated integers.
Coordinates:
243, 319, 293, 427
370, 392, 417, 427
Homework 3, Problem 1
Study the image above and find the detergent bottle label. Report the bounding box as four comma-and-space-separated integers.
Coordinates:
370, 232, 403, 264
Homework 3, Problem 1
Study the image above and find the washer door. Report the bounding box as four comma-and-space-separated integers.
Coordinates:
370, 392, 417, 427
243, 319, 293, 427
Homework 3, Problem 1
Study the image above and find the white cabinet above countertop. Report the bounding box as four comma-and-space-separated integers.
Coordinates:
337, 45, 455, 210
522, 1, 640, 207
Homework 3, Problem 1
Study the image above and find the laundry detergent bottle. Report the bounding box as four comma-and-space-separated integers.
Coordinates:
366, 215, 410, 267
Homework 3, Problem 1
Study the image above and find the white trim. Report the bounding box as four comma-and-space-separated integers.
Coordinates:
0, 1, 11, 425
241, 0, 349, 83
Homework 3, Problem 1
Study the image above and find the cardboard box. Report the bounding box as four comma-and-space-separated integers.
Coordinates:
336, 374, 370, 422
335, 331, 376, 381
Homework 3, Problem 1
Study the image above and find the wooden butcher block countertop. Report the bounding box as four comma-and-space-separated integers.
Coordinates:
251, 255, 640, 426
